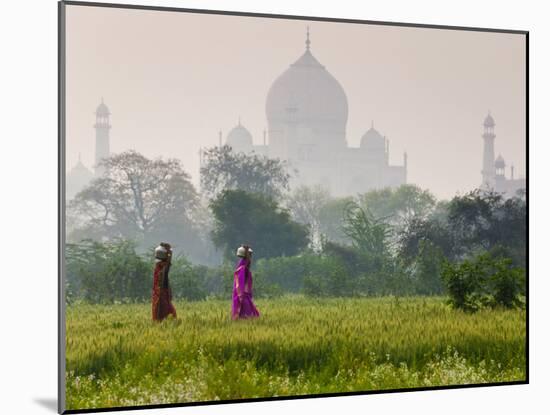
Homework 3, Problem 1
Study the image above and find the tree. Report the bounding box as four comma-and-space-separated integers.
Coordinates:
442, 252, 525, 311
285, 185, 331, 251
447, 190, 526, 265
210, 189, 309, 260
342, 201, 391, 258
317, 196, 354, 244
412, 240, 445, 295
68, 150, 199, 252
200, 145, 291, 199
397, 205, 455, 264
358, 184, 436, 233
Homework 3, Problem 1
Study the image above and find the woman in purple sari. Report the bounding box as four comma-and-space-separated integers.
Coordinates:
232, 245, 260, 320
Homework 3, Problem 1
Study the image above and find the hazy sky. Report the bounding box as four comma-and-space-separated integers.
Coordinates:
65, 4, 526, 200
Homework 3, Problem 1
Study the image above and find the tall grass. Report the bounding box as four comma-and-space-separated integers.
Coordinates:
66, 296, 525, 410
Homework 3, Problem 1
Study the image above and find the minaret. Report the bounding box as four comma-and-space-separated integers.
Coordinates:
494, 154, 506, 192
94, 98, 111, 178
481, 111, 496, 189
403, 151, 408, 183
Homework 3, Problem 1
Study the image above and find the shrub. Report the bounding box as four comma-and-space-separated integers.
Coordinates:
66, 239, 151, 304
442, 252, 525, 311
253, 254, 328, 293
169, 257, 208, 301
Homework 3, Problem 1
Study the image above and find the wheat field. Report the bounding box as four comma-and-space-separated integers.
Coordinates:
65, 296, 526, 410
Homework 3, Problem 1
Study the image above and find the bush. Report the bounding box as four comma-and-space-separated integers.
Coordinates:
169, 257, 208, 301
66, 240, 219, 303
489, 258, 526, 308
442, 252, 525, 311
66, 239, 151, 304
253, 254, 329, 293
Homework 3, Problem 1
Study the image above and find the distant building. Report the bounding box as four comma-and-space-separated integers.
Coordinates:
66, 153, 93, 200
94, 98, 111, 178
208, 28, 407, 197
66, 99, 112, 200
480, 112, 525, 197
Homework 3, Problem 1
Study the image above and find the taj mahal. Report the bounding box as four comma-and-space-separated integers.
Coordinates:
67, 30, 525, 201
205, 29, 408, 197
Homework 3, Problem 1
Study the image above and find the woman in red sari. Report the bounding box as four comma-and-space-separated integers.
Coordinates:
152, 242, 177, 321
232, 244, 260, 320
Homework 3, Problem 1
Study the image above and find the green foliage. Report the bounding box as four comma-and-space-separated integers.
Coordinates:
488, 257, 526, 308
66, 240, 222, 303
317, 196, 353, 244
285, 185, 331, 250
447, 190, 526, 266
254, 254, 330, 293
302, 256, 353, 297
442, 256, 486, 312
342, 201, 391, 257
65, 297, 526, 410
67, 150, 215, 264
442, 252, 525, 311
66, 239, 151, 304
398, 190, 526, 293
200, 145, 290, 199
358, 184, 436, 231
169, 256, 207, 301
413, 240, 445, 295
210, 189, 309, 260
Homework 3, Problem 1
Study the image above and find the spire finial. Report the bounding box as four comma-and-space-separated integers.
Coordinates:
306, 26, 311, 51
371, 120, 374, 128
78, 152, 81, 162
238, 116, 241, 126
101, 97, 104, 104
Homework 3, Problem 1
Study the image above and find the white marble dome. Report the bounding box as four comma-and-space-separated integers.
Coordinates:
265, 44, 348, 129
66, 157, 93, 200
360, 126, 385, 152
226, 122, 253, 150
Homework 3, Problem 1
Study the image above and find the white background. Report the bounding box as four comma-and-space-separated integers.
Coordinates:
0, 0, 544, 414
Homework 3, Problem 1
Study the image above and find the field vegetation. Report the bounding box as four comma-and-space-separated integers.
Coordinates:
65, 149, 527, 410
66, 296, 525, 410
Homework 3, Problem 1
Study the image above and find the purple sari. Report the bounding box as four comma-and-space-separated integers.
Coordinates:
232, 258, 260, 319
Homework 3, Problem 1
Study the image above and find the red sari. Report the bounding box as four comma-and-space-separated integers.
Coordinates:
152, 260, 177, 321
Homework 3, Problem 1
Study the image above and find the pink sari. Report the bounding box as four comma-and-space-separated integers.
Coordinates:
232, 258, 260, 319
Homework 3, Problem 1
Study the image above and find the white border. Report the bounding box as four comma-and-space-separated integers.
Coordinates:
1, 1, 545, 415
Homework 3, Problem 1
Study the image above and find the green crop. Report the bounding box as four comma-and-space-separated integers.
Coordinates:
65, 296, 525, 410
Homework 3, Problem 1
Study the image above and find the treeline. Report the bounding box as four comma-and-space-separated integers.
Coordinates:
66, 190, 526, 310
66, 148, 526, 310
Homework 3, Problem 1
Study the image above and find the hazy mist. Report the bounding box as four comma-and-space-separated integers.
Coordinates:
65, 5, 526, 200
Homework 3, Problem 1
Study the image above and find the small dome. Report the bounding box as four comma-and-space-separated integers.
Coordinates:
226, 122, 253, 150
360, 126, 385, 151
484, 112, 495, 127
495, 154, 505, 168
67, 158, 93, 199
96, 99, 110, 115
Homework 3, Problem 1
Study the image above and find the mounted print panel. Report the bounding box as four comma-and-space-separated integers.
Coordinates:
59, 1, 527, 413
